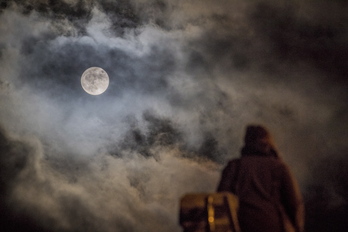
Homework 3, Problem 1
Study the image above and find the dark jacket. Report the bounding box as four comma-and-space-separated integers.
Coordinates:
217, 154, 304, 232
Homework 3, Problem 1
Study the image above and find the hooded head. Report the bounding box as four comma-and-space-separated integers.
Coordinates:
242, 125, 279, 158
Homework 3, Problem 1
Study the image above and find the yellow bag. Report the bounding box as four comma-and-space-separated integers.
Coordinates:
179, 192, 241, 232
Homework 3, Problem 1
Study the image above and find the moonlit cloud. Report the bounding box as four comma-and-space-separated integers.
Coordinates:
0, 0, 347, 231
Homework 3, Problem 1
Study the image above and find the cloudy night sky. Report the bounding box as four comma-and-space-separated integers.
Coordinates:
0, 0, 347, 231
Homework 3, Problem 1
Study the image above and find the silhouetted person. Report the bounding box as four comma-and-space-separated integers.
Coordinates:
217, 125, 304, 232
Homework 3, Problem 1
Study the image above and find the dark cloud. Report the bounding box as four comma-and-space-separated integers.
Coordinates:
249, 1, 348, 82
99, 0, 140, 35
0, 0, 141, 36
305, 152, 348, 232
107, 111, 226, 164
0, 0, 92, 35
0, 0, 347, 231
0, 127, 46, 231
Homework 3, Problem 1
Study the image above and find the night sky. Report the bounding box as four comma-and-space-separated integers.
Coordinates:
0, 0, 347, 231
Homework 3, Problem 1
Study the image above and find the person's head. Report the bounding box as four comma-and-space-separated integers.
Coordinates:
243, 125, 278, 157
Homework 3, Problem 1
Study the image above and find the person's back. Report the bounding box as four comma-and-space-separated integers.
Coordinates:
217, 125, 304, 232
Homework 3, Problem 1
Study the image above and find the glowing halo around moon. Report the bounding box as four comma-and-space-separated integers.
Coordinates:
81, 67, 109, 95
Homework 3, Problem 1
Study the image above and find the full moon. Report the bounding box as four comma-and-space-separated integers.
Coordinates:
81, 67, 109, 95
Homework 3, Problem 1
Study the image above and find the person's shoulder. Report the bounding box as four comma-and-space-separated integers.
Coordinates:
226, 158, 240, 167
227, 158, 240, 164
